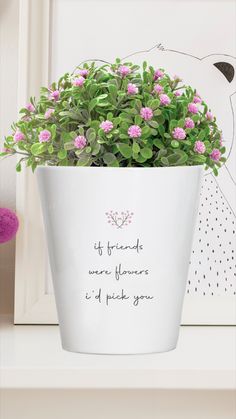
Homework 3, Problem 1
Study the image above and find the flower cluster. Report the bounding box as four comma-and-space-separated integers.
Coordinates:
1, 59, 225, 174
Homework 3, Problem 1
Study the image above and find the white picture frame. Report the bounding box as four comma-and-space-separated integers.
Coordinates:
14, 0, 57, 323
14, 0, 236, 324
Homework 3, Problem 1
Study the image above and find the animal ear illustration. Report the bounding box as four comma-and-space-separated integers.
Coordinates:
213, 62, 234, 83
201, 54, 236, 94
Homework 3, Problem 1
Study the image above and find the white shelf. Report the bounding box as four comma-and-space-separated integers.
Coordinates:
0, 316, 235, 390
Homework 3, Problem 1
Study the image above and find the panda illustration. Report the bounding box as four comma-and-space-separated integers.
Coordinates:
124, 45, 236, 296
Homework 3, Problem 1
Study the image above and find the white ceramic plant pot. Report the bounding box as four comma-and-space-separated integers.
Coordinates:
36, 166, 203, 354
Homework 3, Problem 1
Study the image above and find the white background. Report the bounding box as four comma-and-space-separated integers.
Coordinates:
50, 0, 235, 79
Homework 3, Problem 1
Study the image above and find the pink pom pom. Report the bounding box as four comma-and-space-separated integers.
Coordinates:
0, 208, 19, 244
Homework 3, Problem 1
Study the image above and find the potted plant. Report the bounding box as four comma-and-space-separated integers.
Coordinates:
1, 59, 225, 354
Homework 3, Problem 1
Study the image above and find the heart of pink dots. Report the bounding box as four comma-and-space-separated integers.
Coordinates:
106, 211, 134, 229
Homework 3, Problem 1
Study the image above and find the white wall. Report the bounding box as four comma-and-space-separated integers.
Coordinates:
0, 0, 19, 314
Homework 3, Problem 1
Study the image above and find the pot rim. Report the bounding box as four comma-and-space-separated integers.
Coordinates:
36, 165, 204, 172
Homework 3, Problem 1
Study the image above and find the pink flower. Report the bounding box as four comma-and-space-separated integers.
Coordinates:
74, 135, 87, 149
210, 148, 221, 162
188, 102, 198, 114
73, 77, 85, 87
77, 69, 89, 77
128, 125, 142, 138
206, 111, 214, 121
100, 120, 113, 133
140, 107, 153, 121
220, 133, 223, 147
174, 91, 181, 97
185, 118, 195, 129
154, 69, 164, 80
194, 141, 206, 154
153, 84, 163, 94
39, 129, 51, 143
50, 90, 60, 101
45, 108, 55, 119
193, 95, 202, 104
13, 130, 25, 142
172, 127, 186, 140
118, 65, 131, 77
127, 83, 138, 95
160, 94, 171, 106
26, 103, 35, 112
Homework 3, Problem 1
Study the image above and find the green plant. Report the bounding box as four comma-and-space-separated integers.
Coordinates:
1, 59, 225, 174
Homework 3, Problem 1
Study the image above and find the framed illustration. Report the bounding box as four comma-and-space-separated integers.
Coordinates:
14, 0, 236, 324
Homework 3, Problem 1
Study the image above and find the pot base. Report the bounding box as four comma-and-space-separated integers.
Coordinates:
61, 345, 177, 355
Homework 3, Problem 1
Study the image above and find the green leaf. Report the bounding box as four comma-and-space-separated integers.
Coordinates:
97, 101, 110, 107
132, 142, 140, 154
58, 158, 69, 166
32, 161, 37, 172
64, 141, 75, 150
86, 128, 96, 142
140, 147, 153, 159
158, 125, 165, 138
119, 134, 129, 139
57, 149, 67, 160
77, 155, 91, 166
125, 108, 138, 115
141, 126, 151, 138
166, 153, 181, 166
89, 98, 98, 112
153, 109, 162, 116
91, 142, 101, 155
147, 99, 160, 110
175, 150, 188, 165
107, 112, 113, 120
156, 114, 165, 124
103, 152, 117, 166
148, 120, 159, 128
48, 144, 54, 154
192, 155, 206, 163
213, 166, 218, 176
135, 115, 142, 125
108, 84, 117, 99
134, 154, 147, 163
117, 143, 132, 158
51, 124, 57, 140
197, 130, 205, 141
97, 94, 108, 101
78, 126, 84, 135
89, 83, 99, 97
171, 140, 180, 148
161, 157, 169, 166
62, 132, 72, 142
31, 143, 47, 156
178, 119, 185, 128
153, 139, 164, 149
70, 131, 78, 140
169, 120, 178, 131
16, 161, 22, 172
